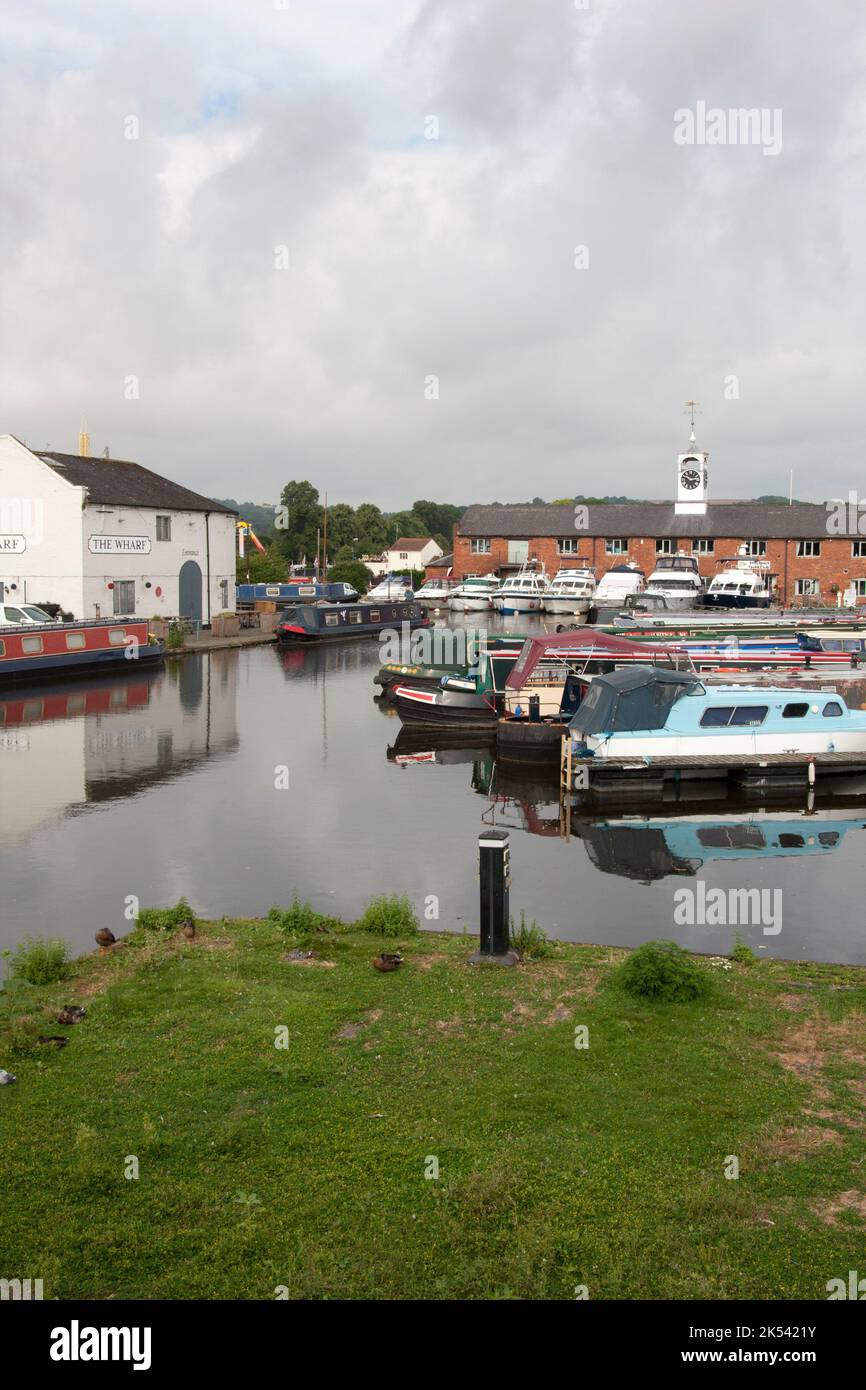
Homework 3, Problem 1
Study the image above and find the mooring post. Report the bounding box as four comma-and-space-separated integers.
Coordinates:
469, 828, 520, 966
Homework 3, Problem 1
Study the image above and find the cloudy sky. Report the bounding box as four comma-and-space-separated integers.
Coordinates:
1, 0, 864, 508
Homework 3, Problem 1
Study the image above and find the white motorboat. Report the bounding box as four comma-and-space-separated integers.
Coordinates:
703, 555, 776, 609
492, 560, 548, 613
415, 578, 457, 605
367, 576, 414, 601
448, 574, 500, 611
644, 553, 705, 610
593, 563, 645, 607
542, 568, 597, 616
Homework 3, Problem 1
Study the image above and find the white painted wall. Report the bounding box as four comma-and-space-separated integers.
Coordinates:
385, 540, 442, 570
82, 506, 236, 620
0, 435, 85, 614
0, 435, 236, 621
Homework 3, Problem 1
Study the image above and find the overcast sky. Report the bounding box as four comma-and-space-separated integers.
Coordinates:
1, 0, 864, 508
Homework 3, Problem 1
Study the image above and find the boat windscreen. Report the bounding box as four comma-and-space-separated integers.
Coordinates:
571, 673, 699, 734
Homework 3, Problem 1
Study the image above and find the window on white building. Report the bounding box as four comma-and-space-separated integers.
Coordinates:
470, 539, 492, 554
112, 581, 135, 615
605, 538, 628, 555
795, 578, 820, 596
796, 540, 821, 557
156, 515, 171, 541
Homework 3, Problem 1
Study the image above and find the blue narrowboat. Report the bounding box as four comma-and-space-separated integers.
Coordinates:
237, 581, 359, 605
277, 600, 429, 643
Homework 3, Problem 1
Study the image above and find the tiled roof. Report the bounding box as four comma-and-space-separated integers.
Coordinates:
391, 536, 435, 550
458, 501, 833, 541
38, 452, 236, 515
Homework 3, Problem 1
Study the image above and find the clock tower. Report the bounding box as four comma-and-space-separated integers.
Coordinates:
675, 401, 708, 516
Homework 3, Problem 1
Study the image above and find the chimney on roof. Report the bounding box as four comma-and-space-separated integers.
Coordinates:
78, 417, 90, 457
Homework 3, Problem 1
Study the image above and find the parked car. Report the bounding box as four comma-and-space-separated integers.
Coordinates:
0, 603, 55, 626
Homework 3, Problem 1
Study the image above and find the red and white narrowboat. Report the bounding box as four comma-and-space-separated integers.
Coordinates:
0, 618, 164, 687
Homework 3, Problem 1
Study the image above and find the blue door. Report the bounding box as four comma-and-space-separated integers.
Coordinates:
179, 560, 203, 620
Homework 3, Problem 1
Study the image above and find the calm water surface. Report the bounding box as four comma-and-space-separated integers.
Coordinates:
1, 618, 865, 967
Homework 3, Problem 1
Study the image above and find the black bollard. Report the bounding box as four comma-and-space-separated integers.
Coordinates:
469, 829, 520, 966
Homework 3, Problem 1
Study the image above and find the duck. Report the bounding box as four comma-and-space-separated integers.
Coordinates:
0, 1069, 17, 1085
95, 928, 116, 952
373, 953, 403, 973
58, 1006, 86, 1025
181, 920, 196, 940
38, 1035, 68, 1049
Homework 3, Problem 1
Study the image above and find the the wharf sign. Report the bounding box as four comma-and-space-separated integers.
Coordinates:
88, 535, 152, 554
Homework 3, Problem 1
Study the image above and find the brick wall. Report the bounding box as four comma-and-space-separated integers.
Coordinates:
452, 530, 866, 605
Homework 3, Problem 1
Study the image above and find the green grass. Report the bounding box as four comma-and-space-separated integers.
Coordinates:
1, 922, 865, 1300
5, 936, 70, 985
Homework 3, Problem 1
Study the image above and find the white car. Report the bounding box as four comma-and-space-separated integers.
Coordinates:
0, 602, 55, 626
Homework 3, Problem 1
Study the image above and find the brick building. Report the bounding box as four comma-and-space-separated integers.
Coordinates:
453, 433, 866, 607
454, 501, 866, 607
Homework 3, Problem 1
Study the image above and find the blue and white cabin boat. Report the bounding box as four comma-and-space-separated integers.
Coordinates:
237, 581, 359, 605
569, 666, 866, 758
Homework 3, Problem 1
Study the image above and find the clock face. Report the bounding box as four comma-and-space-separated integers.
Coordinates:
681, 468, 702, 490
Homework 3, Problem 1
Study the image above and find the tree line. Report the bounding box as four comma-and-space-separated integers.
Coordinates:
217, 483, 465, 583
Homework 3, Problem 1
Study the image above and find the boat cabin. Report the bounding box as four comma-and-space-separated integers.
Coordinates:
277, 600, 428, 642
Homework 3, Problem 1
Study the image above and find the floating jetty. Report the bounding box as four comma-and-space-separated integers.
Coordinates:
561, 742, 866, 797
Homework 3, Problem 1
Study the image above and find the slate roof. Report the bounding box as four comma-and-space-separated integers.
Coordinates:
457, 501, 833, 541
37, 452, 236, 515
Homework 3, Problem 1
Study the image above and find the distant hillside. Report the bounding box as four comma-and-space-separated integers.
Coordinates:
214, 499, 277, 537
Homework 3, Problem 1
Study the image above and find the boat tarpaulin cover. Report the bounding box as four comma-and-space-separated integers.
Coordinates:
505, 629, 672, 689
568, 667, 702, 735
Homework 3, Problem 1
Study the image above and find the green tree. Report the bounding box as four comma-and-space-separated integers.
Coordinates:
277, 480, 322, 562
327, 560, 373, 594
236, 544, 287, 584
354, 503, 387, 553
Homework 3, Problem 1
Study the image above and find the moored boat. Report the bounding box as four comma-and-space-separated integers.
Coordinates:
569, 667, 866, 759
448, 574, 500, 611
542, 568, 596, 615
277, 600, 428, 643
491, 559, 548, 613
0, 617, 163, 688
643, 553, 705, 609
702, 556, 776, 608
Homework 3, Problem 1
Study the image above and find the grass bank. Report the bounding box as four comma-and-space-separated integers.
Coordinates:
1, 919, 865, 1300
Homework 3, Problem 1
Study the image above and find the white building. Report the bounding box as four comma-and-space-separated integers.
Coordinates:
0, 434, 237, 622
384, 536, 443, 572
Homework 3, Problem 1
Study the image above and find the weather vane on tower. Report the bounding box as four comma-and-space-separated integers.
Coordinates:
683, 399, 701, 444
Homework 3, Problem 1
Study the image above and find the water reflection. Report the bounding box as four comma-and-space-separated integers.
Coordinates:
0, 657, 239, 844
388, 727, 866, 886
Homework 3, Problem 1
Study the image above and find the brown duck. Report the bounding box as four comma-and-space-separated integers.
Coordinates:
58, 1005, 86, 1025
181, 920, 196, 940
373, 953, 403, 973
95, 928, 116, 953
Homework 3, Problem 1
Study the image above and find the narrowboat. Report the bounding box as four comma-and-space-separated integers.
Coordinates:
569, 667, 866, 759
391, 647, 523, 727
237, 581, 359, 605
0, 618, 164, 687
374, 634, 525, 696
276, 600, 429, 643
